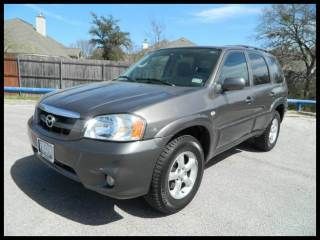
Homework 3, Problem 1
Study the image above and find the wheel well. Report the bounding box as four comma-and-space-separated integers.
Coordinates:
275, 104, 285, 122
168, 126, 211, 161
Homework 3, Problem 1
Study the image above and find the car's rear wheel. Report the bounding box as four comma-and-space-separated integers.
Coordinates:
144, 135, 204, 214
251, 111, 281, 151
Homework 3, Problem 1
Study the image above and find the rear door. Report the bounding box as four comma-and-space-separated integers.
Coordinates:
213, 50, 257, 149
265, 54, 288, 99
247, 51, 275, 131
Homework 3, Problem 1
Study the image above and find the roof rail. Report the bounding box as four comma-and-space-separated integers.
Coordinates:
225, 45, 269, 53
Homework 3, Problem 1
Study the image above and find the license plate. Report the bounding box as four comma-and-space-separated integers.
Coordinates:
37, 138, 54, 163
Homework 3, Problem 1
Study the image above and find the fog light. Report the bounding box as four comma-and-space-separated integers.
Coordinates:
106, 175, 115, 187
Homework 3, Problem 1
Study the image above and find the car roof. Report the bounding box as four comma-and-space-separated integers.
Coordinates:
154, 45, 271, 55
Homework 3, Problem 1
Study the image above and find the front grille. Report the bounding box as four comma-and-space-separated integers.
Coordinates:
39, 120, 71, 135
37, 108, 77, 135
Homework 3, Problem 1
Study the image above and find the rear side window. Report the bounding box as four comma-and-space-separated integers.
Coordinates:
266, 56, 284, 83
249, 53, 270, 85
219, 52, 249, 86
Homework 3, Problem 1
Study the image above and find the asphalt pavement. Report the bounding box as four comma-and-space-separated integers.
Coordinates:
4, 100, 316, 236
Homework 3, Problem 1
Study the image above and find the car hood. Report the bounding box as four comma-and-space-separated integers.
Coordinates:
41, 81, 195, 117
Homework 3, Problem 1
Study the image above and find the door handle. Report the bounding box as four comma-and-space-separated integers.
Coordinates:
245, 96, 253, 104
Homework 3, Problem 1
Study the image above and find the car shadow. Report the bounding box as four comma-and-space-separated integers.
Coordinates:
10, 155, 164, 226
11, 142, 260, 226
205, 142, 260, 169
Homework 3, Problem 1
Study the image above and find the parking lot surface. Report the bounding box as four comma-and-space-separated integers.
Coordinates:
4, 101, 316, 236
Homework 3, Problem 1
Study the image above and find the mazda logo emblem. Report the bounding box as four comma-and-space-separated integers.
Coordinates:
45, 114, 56, 128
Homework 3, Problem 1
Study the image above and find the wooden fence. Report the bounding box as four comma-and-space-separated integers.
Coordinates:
4, 54, 131, 89
4, 56, 19, 87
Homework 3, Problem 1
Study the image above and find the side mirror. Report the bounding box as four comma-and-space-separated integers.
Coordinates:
222, 77, 246, 91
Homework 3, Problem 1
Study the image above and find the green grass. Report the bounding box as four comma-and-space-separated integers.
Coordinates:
288, 104, 316, 113
4, 94, 42, 101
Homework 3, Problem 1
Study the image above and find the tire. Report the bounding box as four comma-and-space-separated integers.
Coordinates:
144, 135, 204, 214
251, 111, 281, 151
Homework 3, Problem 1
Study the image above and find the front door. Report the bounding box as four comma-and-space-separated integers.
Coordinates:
212, 50, 256, 149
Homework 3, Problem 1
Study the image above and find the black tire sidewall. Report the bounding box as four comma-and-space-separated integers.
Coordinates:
159, 136, 204, 212
267, 111, 281, 149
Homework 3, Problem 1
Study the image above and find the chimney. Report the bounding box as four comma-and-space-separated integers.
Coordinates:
142, 39, 149, 50
36, 13, 46, 37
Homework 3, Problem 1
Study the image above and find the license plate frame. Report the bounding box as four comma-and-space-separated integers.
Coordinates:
37, 138, 55, 163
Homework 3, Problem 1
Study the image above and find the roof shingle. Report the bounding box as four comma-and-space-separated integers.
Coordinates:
4, 18, 78, 58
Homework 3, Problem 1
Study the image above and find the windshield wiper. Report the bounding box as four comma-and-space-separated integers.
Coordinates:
135, 78, 175, 86
116, 75, 136, 82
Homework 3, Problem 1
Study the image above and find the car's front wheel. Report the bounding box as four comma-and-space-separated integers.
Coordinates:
145, 135, 204, 214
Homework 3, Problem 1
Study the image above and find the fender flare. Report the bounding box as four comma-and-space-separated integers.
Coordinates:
270, 97, 287, 122
154, 114, 216, 161
154, 114, 213, 139
270, 97, 287, 112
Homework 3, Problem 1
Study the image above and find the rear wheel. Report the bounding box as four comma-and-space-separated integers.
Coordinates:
251, 111, 281, 151
144, 135, 204, 214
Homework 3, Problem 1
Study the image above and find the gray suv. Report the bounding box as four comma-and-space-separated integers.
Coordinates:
28, 46, 288, 214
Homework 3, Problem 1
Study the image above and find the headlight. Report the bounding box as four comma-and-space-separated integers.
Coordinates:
84, 114, 146, 141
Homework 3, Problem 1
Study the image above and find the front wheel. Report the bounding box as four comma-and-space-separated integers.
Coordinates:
251, 111, 281, 151
144, 135, 204, 214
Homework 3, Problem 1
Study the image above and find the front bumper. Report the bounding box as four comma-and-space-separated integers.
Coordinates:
27, 117, 170, 199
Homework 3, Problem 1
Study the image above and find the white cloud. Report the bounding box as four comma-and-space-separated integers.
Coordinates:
24, 4, 83, 26
193, 4, 262, 23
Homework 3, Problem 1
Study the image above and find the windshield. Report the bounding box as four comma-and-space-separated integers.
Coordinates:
117, 48, 221, 87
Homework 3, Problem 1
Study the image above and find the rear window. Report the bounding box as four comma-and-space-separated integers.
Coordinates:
266, 56, 284, 83
249, 53, 270, 85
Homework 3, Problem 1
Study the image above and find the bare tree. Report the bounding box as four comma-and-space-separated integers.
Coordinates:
70, 40, 95, 58
256, 4, 316, 98
146, 19, 166, 46
125, 44, 145, 63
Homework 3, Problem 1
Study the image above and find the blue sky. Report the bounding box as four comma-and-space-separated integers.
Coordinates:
4, 4, 270, 49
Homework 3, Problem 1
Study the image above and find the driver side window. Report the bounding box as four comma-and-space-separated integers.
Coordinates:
219, 52, 249, 86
